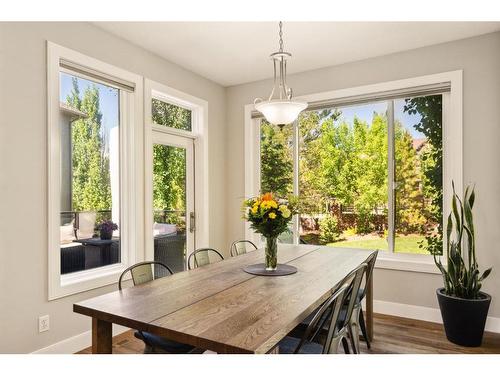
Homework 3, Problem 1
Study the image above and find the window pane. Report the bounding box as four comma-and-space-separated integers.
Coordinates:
259, 120, 294, 243
59, 72, 120, 274
260, 120, 293, 196
394, 95, 443, 255
298, 103, 389, 251
152, 98, 192, 131
152, 144, 187, 273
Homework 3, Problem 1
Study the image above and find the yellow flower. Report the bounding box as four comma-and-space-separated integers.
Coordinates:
269, 200, 278, 209
269, 212, 277, 219
251, 206, 258, 214
281, 209, 291, 218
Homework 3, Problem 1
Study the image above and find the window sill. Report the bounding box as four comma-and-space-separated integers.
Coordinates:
61, 263, 125, 287
375, 252, 442, 274
49, 263, 127, 300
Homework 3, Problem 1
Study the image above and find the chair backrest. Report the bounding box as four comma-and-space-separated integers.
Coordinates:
230, 240, 257, 257
187, 248, 224, 270
293, 283, 350, 354
336, 263, 368, 336
118, 261, 173, 290
357, 250, 378, 302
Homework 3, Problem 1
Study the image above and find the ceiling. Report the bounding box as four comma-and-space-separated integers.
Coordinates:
95, 22, 500, 87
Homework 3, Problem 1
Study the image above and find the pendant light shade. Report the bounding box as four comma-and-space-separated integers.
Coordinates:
254, 100, 307, 126
254, 22, 307, 126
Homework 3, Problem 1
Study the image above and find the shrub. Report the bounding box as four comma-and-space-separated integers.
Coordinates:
356, 212, 373, 234
342, 226, 357, 237
319, 215, 341, 244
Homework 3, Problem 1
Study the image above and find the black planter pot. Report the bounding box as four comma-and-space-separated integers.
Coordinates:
436, 288, 491, 347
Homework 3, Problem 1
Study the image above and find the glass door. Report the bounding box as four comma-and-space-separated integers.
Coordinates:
151, 132, 195, 273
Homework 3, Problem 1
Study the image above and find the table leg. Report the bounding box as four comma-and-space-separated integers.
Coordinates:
366, 274, 374, 341
92, 317, 112, 354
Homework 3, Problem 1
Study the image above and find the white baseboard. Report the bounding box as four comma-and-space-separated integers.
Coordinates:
373, 299, 500, 334
31, 300, 500, 353
31, 324, 130, 354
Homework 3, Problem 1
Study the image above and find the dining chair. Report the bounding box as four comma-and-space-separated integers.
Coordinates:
292, 262, 368, 354
230, 240, 257, 257
187, 248, 224, 270
349, 250, 378, 353
118, 261, 197, 354
278, 280, 352, 353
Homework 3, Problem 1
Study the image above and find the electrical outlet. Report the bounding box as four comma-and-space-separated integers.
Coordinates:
39, 315, 50, 333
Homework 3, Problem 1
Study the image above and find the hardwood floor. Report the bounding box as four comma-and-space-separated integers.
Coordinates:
77, 313, 500, 354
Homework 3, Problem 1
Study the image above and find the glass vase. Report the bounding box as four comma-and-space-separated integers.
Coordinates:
265, 236, 278, 271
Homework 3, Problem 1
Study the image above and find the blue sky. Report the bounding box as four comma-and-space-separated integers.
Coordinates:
60, 72, 424, 141
60, 72, 119, 138
336, 99, 424, 139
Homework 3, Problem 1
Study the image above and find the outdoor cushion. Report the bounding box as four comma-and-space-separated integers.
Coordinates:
153, 222, 177, 236
60, 221, 75, 244
76, 211, 96, 239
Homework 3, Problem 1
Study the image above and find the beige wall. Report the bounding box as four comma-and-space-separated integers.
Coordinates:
226, 32, 500, 318
0, 22, 227, 353
1, 23, 499, 353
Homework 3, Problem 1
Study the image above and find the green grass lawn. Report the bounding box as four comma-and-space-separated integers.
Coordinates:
327, 234, 428, 254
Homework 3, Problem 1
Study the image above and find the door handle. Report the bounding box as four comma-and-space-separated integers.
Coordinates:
189, 212, 196, 233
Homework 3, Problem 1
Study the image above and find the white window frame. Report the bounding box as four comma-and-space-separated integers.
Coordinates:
144, 79, 209, 261
47, 42, 144, 300
245, 71, 463, 274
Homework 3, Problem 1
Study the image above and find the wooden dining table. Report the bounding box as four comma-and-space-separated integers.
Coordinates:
74, 244, 375, 354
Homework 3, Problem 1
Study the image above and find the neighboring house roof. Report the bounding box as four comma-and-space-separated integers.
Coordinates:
60, 102, 87, 120
413, 138, 426, 151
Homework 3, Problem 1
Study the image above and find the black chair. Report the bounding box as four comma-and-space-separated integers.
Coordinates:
278, 282, 351, 354
292, 262, 368, 354
349, 250, 378, 352
230, 240, 257, 257
118, 261, 196, 354
187, 248, 224, 270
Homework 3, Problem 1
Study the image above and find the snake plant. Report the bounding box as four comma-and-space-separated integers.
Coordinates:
434, 182, 492, 299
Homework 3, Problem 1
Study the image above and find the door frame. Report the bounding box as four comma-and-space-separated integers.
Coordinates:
144, 79, 209, 263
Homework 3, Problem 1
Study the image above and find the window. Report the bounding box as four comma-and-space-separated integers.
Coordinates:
248, 71, 462, 271
48, 43, 143, 299
298, 102, 389, 251
59, 72, 121, 274
152, 98, 192, 131
144, 80, 209, 267
259, 121, 294, 243
393, 96, 443, 255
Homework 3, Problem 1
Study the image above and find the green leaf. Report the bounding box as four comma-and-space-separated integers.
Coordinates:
468, 186, 475, 208
479, 268, 492, 282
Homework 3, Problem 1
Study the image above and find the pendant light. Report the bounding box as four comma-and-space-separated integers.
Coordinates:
254, 22, 307, 127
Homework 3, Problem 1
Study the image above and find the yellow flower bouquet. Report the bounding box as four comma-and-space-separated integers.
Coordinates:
243, 192, 299, 270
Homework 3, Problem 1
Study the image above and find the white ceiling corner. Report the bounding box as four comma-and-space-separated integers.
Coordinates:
94, 22, 500, 87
